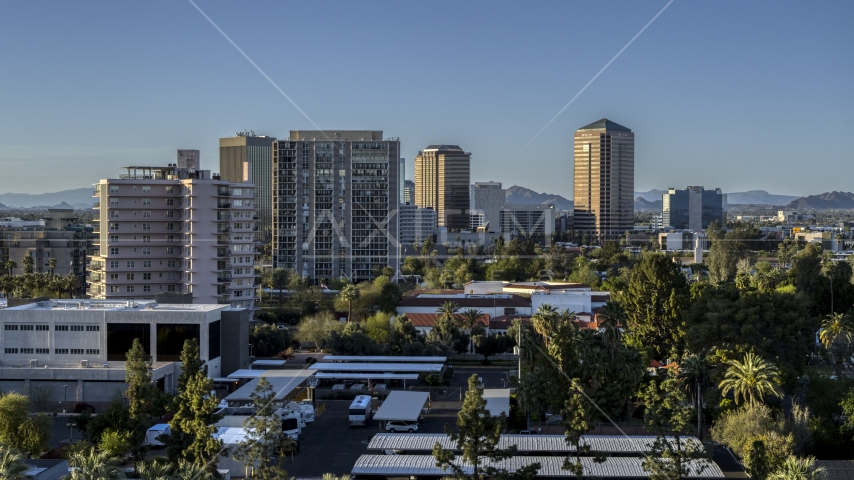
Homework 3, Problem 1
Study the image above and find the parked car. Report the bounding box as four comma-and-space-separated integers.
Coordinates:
386, 421, 418, 433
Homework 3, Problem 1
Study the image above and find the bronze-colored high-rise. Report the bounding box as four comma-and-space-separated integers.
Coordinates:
414, 145, 470, 229
573, 118, 634, 240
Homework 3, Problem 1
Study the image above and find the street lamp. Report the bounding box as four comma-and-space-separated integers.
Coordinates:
63, 384, 68, 403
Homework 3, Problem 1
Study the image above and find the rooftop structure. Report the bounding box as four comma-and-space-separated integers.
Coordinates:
373, 391, 430, 422
223, 369, 314, 405
318, 355, 447, 363
482, 388, 510, 416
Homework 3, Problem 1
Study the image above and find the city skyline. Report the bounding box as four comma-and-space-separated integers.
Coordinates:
0, 1, 852, 197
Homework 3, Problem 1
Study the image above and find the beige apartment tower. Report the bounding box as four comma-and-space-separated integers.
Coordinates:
87, 151, 258, 309
573, 119, 634, 240
414, 145, 470, 229
219, 133, 276, 242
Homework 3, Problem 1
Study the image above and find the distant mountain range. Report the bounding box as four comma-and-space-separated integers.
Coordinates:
635, 189, 798, 206
0, 188, 93, 209
784, 191, 854, 210
505, 185, 573, 210
634, 197, 662, 211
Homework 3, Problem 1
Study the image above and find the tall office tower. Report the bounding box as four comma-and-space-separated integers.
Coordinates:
403, 180, 415, 205
662, 186, 726, 230
573, 118, 634, 240
272, 131, 400, 282
471, 181, 506, 232
220, 133, 276, 242
88, 152, 258, 309
399, 158, 406, 205
414, 145, 470, 229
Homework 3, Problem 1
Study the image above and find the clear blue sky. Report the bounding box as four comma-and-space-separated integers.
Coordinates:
1, 1, 852, 197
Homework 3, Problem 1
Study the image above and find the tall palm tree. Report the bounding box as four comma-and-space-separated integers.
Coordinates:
516, 372, 546, 429
437, 301, 461, 326
4, 260, 16, 276
0, 443, 29, 480
173, 460, 214, 480
48, 257, 57, 275
531, 303, 559, 342
0, 275, 15, 300
719, 352, 783, 407
679, 353, 712, 438
137, 459, 173, 480
66, 447, 126, 480
460, 308, 483, 352
340, 284, 360, 322
768, 456, 827, 480
271, 268, 290, 306
819, 313, 853, 377
21, 255, 34, 274
63, 273, 79, 299
597, 300, 624, 357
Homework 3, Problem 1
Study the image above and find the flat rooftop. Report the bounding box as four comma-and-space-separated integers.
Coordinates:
2, 300, 230, 313
308, 363, 443, 373
367, 434, 706, 453
224, 369, 314, 403
319, 355, 447, 363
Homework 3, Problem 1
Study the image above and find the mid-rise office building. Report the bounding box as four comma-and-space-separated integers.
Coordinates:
0, 209, 94, 297
573, 119, 634, 240
471, 181, 506, 233
399, 205, 437, 245
0, 299, 250, 402
500, 204, 555, 241
662, 186, 726, 230
414, 145, 470, 229
272, 131, 400, 281
88, 151, 258, 309
219, 133, 276, 242
403, 180, 415, 205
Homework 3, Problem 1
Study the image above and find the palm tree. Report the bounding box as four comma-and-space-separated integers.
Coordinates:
66, 447, 126, 480
436, 301, 461, 326
271, 268, 290, 306
679, 353, 711, 438
21, 255, 34, 274
137, 459, 173, 480
5, 259, 17, 276
531, 303, 559, 341
340, 284, 360, 323
63, 273, 79, 299
768, 456, 827, 480
0, 275, 15, 300
516, 372, 546, 429
173, 460, 214, 480
0, 443, 29, 480
322, 474, 352, 480
819, 313, 853, 377
460, 308, 483, 352
48, 257, 57, 275
597, 300, 624, 358
718, 352, 783, 407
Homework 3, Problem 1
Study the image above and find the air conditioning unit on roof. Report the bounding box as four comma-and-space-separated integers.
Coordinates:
81, 360, 89, 368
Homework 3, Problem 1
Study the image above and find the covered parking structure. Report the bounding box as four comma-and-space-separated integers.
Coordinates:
482, 389, 510, 417
367, 433, 706, 456
319, 355, 447, 363
223, 369, 315, 406
351, 455, 724, 478
308, 363, 443, 373
373, 391, 430, 428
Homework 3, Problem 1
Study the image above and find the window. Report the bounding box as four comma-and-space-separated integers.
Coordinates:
70, 349, 84, 355
86, 349, 100, 355
166, 199, 174, 206
110, 222, 119, 230
143, 285, 151, 292
110, 247, 119, 255
142, 198, 151, 206
233, 188, 242, 196
55, 349, 69, 354
55, 325, 69, 331
142, 186, 151, 193
142, 223, 150, 230
234, 223, 243, 229
142, 235, 150, 242
20, 348, 34, 354
109, 211, 119, 219
5, 348, 18, 354
127, 286, 134, 293
166, 223, 174, 230
70, 325, 84, 332
142, 248, 151, 255
109, 185, 119, 193
4, 325, 18, 331
167, 260, 176, 268
36, 348, 49, 354
126, 261, 134, 268
36, 325, 49, 331
126, 274, 134, 280
165, 211, 174, 218
106, 323, 151, 360
156, 323, 200, 361
109, 198, 119, 206
143, 273, 151, 280
110, 273, 119, 281
110, 261, 119, 268
20, 325, 34, 331
166, 235, 174, 243
165, 186, 174, 193
110, 286, 120, 293
86, 325, 100, 332
110, 235, 119, 243
142, 211, 151, 218
166, 247, 174, 255
143, 261, 151, 268
167, 285, 177, 292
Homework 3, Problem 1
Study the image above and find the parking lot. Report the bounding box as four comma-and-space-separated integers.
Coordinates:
284, 367, 513, 477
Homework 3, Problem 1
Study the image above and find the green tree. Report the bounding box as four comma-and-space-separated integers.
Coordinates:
271, 267, 290, 306
21, 255, 34, 274
620, 253, 689, 358
250, 323, 292, 357
461, 308, 483, 351
340, 284, 359, 322
0, 276, 15, 299
137, 459, 174, 480
0, 442, 30, 480
364, 312, 391, 344
98, 429, 132, 459
426, 314, 468, 355
433, 375, 539, 480
437, 301, 461, 325
170, 369, 223, 472
768, 456, 827, 480
679, 353, 712, 438
0, 392, 51, 456
515, 372, 546, 429
5, 260, 17, 277
819, 313, 853, 377
66, 447, 126, 480
48, 257, 57, 275
719, 352, 783, 407
295, 311, 343, 350
561, 379, 598, 480
124, 338, 164, 458
235, 377, 289, 480
176, 339, 203, 394
643, 376, 711, 480
387, 315, 427, 355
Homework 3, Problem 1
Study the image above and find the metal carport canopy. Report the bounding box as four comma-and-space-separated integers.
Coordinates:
483, 388, 510, 416
226, 369, 265, 379
319, 355, 447, 363
373, 391, 430, 421
351, 455, 725, 478
308, 363, 443, 372
314, 373, 419, 380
